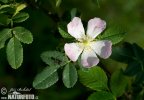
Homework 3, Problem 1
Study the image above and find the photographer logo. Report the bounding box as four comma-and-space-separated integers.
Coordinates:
0, 87, 38, 100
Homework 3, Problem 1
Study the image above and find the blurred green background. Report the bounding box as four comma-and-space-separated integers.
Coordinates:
0, 0, 144, 100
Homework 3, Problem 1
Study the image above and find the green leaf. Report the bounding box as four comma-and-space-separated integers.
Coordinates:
62, 63, 78, 88
12, 12, 29, 23
13, 3, 27, 16
78, 67, 108, 91
110, 42, 134, 63
0, 0, 8, 3
0, 28, 12, 49
0, 14, 11, 25
13, 27, 33, 44
124, 61, 141, 76
98, 26, 126, 45
41, 51, 68, 66
56, 0, 62, 7
88, 91, 116, 100
134, 72, 144, 85
6, 37, 23, 69
0, 5, 15, 14
124, 43, 144, 76
34, 72, 58, 89
110, 69, 128, 97
112, 43, 144, 78
58, 27, 72, 38
33, 66, 60, 89
132, 43, 144, 61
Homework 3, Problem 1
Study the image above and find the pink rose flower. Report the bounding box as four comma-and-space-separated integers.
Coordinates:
64, 17, 112, 68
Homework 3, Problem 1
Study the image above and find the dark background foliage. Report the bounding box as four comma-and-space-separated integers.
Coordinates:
0, 0, 144, 100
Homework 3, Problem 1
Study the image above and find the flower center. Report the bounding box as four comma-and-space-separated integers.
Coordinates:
82, 39, 93, 51
83, 36, 92, 46
83, 39, 90, 46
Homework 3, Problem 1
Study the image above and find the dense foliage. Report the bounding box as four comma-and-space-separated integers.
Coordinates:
0, 0, 144, 100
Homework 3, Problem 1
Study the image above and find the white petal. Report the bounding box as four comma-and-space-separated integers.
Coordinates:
86, 17, 106, 39
64, 43, 84, 61
90, 40, 112, 59
67, 17, 85, 39
81, 48, 99, 68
